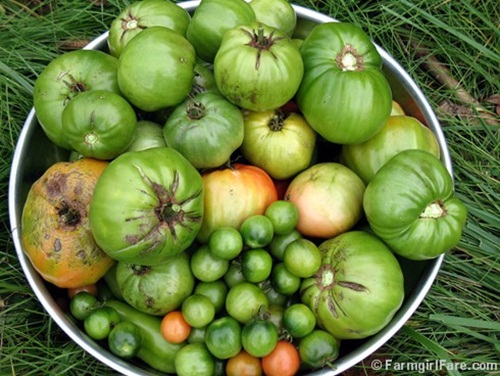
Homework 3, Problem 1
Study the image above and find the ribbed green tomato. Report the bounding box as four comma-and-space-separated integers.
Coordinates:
297, 22, 392, 144
214, 22, 304, 111
363, 149, 468, 260
300, 231, 405, 340
249, 0, 297, 37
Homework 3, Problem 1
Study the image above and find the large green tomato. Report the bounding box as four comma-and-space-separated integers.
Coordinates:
61, 90, 137, 160
341, 115, 441, 183
300, 231, 405, 340
33, 50, 120, 150
297, 22, 392, 144
163, 91, 244, 169
249, 0, 297, 37
363, 149, 468, 260
186, 0, 256, 63
107, 0, 191, 57
117, 26, 196, 112
214, 22, 304, 111
89, 147, 204, 266
240, 109, 316, 180
115, 253, 194, 316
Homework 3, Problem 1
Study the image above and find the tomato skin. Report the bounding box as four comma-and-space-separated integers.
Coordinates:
241, 249, 273, 283
249, 0, 296, 37
225, 282, 269, 324
341, 115, 441, 184
282, 303, 316, 339
175, 343, 215, 376
205, 316, 242, 360
300, 231, 405, 340
160, 311, 191, 344
214, 23, 304, 111
69, 291, 98, 320
108, 321, 143, 359
298, 329, 340, 369
125, 120, 166, 153
33, 50, 120, 150
226, 350, 262, 376
194, 280, 228, 313
261, 340, 300, 376
297, 22, 392, 144
197, 163, 278, 243
240, 215, 274, 249
182, 294, 216, 329
186, 0, 256, 63
84, 306, 121, 340
191, 244, 230, 283
283, 238, 322, 278
164, 92, 244, 169
240, 109, 316, 180
108, 0, 191, 57
363, 149, 467, 260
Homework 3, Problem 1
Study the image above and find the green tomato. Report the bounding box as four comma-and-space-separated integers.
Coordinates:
175, 343, 215, 376
117, 27, 196, 112
214, 22, 304, 111
208, 227, 244, 260
268, 229, 302, 261
283, 238, 322, 278
297, 22, 392, 144
186, 0, 256, 63
84, 306, 121, 340
241, 318, 279, 358
190, 244, 230, 283
363, 149, 468, 260
249, 0, 297, 37
125, 120, 166, 153
241, 249, 273, 283
270, 262, 300, 296
115, 253, 194, 316
300, 231, 405, 339
205, 316, 242, 359
192, 61, 221, 95
298, 329, 340, 369
61, 90, 137, 160
240, 110, 316, 180
264, 200, 299, 235
182, 294, 216, 329
108, 0, 191, 57
194, 280, 229, 313
69, 291, 98, 321
341, 115, 441, 184
163, 91, 244, 169
108, 321, 143, 359
239, 214, 274, 249
282, 303, 316, 339
225, 282, 269, 324
33, 50, 120, 150
89, 147, 203, 265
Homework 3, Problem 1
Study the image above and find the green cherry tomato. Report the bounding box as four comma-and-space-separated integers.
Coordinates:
175, 343, 215, 376
282, 303, 316, 339
241, 249, 273, 283
298, 329, 340, 369
268, 229, 303, 261
271, 263, 301, 296
182, 294, 216, 329
108, 321, 143, 359
249, 0, 297, 37
61, 90, 137, 160
69, 291, 98, 321
83, 306, 121, 340
191, 244, 230, 283
240, 215, 274, 249
223, 261, 246, 288
241, 318, 279, 358
187, 326, 207, 344
264, 200, 300, 235
124, 120, 166, 153
205, 316, 242, 360
208, 227, 244, 260
225, 282, 269, 324
283, 238, 322, 278
194, 280, 229, 313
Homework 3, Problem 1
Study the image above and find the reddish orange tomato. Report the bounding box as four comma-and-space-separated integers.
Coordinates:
261, 340, 300, 376
197, 163, 278, 243
226, 350, 262, 376
67, 284, 98, 299
160, 310, 192, 344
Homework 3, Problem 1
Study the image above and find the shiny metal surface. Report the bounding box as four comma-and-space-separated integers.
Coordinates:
9, 2, 448, 375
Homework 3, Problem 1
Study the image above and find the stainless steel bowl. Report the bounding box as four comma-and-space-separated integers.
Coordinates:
9, 1, 450, 375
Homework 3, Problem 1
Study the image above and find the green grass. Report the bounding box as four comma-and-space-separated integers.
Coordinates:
1, 0, 498, 375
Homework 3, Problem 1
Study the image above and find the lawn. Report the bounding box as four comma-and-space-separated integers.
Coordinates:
1, 0, 498, 375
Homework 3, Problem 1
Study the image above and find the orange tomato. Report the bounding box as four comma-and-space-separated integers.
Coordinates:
226, 350, 262, 376
160, 311, 191, 344
67, 284, 98, 299
261, 340, 300, 376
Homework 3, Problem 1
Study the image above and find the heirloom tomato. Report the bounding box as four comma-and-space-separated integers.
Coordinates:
284, 163, 365, 239
115, 253, 194, 316
300, 231, 405, 339
249, 0, 297, 37
61, 90, 137, 160
363, 149, 468, 260
33, 50, 120, 150
197, 163, 278, 243
107, 0, 191, 57
163, 91, 244, 169
117, 27, 196, 112
186, 0, 256, 63
214, 23, 304, 111
240, 109, 316, 180
297, 22, 392, 144
341, 115, 441, 183
89, 147, 204, 266
125, 120, 166, 153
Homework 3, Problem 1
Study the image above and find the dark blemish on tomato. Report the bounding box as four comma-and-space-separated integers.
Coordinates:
53, 238, 62, 252
45, 172, 68, 198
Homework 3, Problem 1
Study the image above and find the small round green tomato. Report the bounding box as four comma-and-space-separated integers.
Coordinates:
283, 303, 316, 339
83, 306, 121, 340
61, 90, 137, 160
240, 215, 274, 249
226, 282, 269, 324
268, 229, 302, 261
194, 280, 229, 313
69, 291, 98, 321
205, 316, 242, 360
175, 343, 215, 376
223, 261, 246, 288
264, 200, 299, 235
182, 294, 216, 329
241, 318, 279, 358
108, 321, 143, 359
208, 227, 244, 260
124, 120, 166, 153
249, 0, 296, 37
271, 263, 301, 296
283, 238, 322, 278
298, 329, 340, 369
191, 244, 230, 283
241, 249, 273, 283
